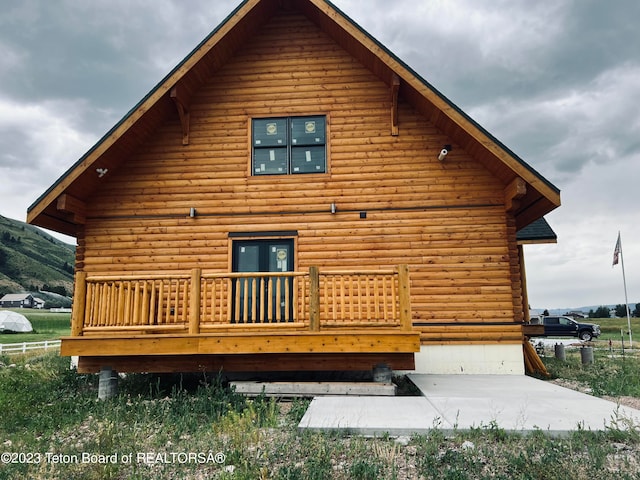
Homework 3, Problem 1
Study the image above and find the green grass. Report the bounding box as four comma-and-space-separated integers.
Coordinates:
0, 351, 639, 479
591, 317, 640, 347
0, 310, 70, 344
543, 347, 640, 397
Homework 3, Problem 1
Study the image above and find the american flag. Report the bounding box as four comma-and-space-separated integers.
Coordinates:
612, 232, 621, 267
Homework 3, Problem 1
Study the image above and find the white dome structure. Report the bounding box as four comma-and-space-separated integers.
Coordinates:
0, 310, 33, 333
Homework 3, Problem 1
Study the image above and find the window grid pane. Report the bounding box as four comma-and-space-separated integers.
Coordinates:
252, 116, 326, 175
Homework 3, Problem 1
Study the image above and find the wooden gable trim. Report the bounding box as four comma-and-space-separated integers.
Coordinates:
518, 238, 558, 245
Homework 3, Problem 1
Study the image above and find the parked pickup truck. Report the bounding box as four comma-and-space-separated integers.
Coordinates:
540, 316, 601, 341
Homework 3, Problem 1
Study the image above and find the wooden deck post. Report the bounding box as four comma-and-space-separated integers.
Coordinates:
71, 271, 87, 336
189, 268, 201, 335
309, 266, 320, 331
398, 264, 412, 331
518, 245, 530, 323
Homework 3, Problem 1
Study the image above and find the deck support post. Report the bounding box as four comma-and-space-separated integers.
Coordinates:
398, 264, 412, 331
98, 366, 118, 400
372, 363, 392, 383
309, 266, 320, 331
71, 271, 87, 336
189, 268, 201, 335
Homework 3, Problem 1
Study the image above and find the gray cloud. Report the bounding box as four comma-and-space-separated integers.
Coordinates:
0, 0, 231, 116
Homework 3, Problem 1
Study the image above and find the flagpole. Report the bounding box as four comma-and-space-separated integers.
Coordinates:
617, 232, 633, 349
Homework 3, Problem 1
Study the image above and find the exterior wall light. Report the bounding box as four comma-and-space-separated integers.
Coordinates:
438, 144, 452, 161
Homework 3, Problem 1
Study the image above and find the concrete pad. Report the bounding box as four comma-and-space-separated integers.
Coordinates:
298, 374, 640, 437
298, 397, 446, 436
411, 374, 640, 435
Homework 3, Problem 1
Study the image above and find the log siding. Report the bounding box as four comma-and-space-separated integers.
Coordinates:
77, 11, 521, 344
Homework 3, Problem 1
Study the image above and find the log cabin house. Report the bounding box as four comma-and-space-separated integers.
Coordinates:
27, 0, 560, 375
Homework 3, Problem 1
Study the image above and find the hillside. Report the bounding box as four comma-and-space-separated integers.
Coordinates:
0, 215, 75, 300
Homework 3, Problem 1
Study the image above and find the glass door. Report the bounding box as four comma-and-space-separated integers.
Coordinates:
231, 239, 294, 323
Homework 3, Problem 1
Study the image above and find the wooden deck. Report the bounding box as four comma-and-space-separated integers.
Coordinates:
62, 265, 420, 372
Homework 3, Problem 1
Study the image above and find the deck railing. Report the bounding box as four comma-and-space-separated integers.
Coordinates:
71, 265, 411, 336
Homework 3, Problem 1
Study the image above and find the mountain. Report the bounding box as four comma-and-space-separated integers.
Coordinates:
0, 215, 75, 302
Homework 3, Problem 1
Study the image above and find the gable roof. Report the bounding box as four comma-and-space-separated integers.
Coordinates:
0, 293, 33, 302
27, 0, 560, 237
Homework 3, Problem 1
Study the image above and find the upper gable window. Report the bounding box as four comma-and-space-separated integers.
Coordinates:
252, 116, 326, 175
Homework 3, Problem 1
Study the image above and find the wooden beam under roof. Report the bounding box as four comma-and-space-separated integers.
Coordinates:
170, 84, 191, 145
504, 177, 527, 213
56, 194, 87, 224
390, 73, 400, 136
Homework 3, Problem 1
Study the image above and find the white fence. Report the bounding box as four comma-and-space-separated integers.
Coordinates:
0, 340, 61, 354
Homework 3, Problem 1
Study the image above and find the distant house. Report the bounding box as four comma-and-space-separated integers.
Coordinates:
27, 0, 560, 375
0, 293, 35, 309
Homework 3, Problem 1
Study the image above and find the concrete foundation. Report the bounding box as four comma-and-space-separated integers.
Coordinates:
230, 381, 396, 397
413, 344, 525, 375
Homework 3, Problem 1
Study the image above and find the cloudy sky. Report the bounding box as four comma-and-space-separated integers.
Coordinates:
1, 0, 639, 311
